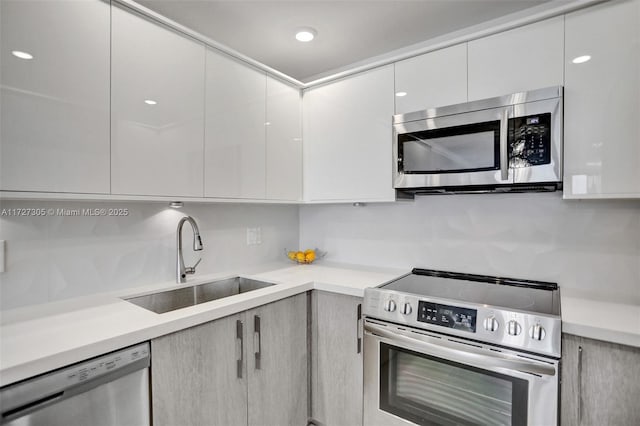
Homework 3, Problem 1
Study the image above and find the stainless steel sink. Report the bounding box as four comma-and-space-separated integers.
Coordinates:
124, 277, 275, 314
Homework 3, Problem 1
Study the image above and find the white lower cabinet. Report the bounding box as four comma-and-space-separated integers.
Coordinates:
110, 5, 205, 197
151, 294, 308, 426
303, 66, 396, 202
0, 0, 110, 193
563, 0, 640, 198
561, 334, 640, 426
311, 291, 364, 426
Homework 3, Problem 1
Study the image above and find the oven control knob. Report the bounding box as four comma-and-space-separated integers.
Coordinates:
529, 324, 546, 341
483, 316, 499, 332
507, 320, 522, 336
401, 303, 412, 316
383, 299, 397, 312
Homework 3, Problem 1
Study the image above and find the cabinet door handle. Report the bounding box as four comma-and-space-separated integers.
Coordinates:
236, 320, 243, 379
356, 303, 363, 354
578, 345, 583, 424
254, 315, 261, 370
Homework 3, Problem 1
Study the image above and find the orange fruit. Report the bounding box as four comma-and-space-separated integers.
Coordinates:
305, 251, 316, 263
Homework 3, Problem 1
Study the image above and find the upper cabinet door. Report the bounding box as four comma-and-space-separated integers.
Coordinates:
205, 49, 266, 199
265, 77, 302, 201
563, 0, 640, 199
111, 6, 205, 197
467, 17, 564, 100
303, 66, 396, 202
0, 0, 110, 193
394, 44, 468, 114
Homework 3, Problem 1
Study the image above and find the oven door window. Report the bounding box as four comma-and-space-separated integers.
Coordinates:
379, 343, 528, 426
398, 121, 500, 174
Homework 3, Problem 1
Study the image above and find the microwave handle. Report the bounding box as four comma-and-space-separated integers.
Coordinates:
365, 322, 556, 377
499, 108, 510, 181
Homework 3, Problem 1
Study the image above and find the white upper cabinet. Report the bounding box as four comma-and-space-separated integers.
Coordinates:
394, 44, 468, 114
205, 49, 266, 199
0, 0, 110, 193
111, 6, 205, 197
265, 76, 303, 201
563, 0, 640, 199
303, 66, 395, 202
467, 17, 564, 100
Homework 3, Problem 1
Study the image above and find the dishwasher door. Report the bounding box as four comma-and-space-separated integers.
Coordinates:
0, 342, 150, 426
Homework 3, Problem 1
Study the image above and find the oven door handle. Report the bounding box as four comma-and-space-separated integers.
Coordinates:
365, 322, 556, 377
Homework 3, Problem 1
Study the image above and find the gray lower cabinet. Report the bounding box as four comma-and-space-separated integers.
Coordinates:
311, 291, 363, 426
151, 293, 308, 426
561, 334, 640, 426
247, 294, 308, 426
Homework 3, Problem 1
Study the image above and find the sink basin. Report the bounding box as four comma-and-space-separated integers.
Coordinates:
124, 277, 275, 314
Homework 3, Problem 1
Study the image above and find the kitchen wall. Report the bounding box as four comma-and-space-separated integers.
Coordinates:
300, 193, 640, 303
0, 200, 298, 310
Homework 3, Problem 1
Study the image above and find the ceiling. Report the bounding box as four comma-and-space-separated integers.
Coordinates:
137, 0, 554, 82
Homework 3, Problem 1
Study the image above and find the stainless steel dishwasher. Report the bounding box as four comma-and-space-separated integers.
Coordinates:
0, 342, 150, 426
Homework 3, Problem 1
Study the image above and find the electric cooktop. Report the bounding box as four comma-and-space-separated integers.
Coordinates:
364, 268, 562, 357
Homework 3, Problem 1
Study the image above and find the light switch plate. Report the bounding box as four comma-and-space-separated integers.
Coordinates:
246, 228, 262, 245
0, 240, 5, 273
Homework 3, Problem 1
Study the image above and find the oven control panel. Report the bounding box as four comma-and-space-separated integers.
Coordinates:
417, 301, 477, 333
363, 289, 562, 358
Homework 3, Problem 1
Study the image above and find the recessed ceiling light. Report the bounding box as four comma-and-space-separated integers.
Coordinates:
144, 99, 158, 105
295, 28, 317, 42
395, 91, 408, 97
11, 50, 33, 60
572, 55, 591, 64
169, 201, 184, 208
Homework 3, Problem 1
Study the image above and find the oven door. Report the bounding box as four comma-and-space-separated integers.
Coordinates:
363, 321, 559, 426
393, 106, 513, 190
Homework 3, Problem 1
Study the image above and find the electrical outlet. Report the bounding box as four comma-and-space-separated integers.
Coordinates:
246, 228, 262, 245
0, 240, 5, 273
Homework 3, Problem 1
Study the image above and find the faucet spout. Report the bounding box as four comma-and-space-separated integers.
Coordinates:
177, 216, 204, 283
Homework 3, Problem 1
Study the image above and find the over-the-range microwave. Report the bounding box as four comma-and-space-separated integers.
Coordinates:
393, 86, 563, 194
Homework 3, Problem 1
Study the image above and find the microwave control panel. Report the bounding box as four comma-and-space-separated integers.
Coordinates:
509, 113, 552, 168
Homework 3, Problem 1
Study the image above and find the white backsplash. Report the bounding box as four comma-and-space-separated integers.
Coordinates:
0, 201, 298, 310
300, 193, 640, 303
2, 193, 639, 310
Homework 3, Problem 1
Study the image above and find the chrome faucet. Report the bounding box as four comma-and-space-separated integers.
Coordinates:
176, 216, 203, 283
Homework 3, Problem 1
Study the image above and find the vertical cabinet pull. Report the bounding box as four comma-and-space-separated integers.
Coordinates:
577, 345, 583, 424
236, 320, 243, 379
254, 315, 261, 370
356, 303, 363, 354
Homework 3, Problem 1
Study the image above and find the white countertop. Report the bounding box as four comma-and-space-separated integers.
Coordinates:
560, 289, 640, 347
2, 263, 638, 388
0, 262, 407, 387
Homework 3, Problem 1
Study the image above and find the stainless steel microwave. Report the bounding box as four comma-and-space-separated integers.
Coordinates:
393, 86, 563, 194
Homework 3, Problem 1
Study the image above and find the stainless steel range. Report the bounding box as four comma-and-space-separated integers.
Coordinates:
363, 268, 561, 426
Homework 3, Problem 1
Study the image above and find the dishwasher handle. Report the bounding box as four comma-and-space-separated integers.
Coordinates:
0, 343, 150, 423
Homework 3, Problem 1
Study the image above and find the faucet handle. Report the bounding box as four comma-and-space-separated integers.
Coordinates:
184, 258, 202, 275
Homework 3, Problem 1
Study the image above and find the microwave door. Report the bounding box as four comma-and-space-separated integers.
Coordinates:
394, 106, 514, 190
